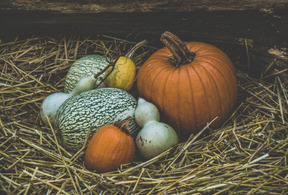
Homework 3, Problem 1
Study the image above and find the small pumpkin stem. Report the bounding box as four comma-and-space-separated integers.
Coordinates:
114, 117, 132, 136
125, 40, 148, 59
160, 31, 195, 67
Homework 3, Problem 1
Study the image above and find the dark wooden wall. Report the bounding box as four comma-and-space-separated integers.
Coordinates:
0, 0, 288, 77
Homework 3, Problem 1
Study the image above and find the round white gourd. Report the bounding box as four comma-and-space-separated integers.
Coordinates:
64, 55, 109, 93
40, 75, 96, 126
40, 92, 71, 125
55, 88, 140, 152
135, 98, 178, 160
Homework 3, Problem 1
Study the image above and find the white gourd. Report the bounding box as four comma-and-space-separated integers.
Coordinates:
134, 98, 160, 128
40, 75, 96, 126
64, 55, 109, 92
135, 98, 178, 160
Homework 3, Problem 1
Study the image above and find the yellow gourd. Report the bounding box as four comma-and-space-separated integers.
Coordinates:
104, 40, 147, 91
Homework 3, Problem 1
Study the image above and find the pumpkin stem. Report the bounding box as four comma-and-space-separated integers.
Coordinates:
125, 40, 148, 59
160, 31, 195, 67
114, 117, 132, 136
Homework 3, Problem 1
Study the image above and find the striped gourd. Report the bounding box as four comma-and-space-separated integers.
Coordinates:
64, 55, 109, 93
55, 88, 140, 152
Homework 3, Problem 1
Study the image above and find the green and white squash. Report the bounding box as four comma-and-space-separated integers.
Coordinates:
64, 55, 109, 93
41, 75, 97, 126
55, 88, 140, 152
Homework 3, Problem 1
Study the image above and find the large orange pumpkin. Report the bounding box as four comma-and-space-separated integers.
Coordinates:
136, 31, 237, 137
85, 119, 135, 173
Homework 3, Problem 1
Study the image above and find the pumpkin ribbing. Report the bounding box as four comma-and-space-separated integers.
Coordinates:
85, 119, 135, 173
136, 31, 237, 137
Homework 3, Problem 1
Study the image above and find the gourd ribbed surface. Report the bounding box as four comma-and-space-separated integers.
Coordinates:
137, 42, 237, 137
64, 55, 109, 93
55, 88, 139, 152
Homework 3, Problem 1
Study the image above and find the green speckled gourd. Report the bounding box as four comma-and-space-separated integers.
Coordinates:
64, 55, 109, 93
55, 88, 140, 152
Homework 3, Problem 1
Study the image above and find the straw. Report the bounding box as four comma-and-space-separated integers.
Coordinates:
1, 35, 288, 194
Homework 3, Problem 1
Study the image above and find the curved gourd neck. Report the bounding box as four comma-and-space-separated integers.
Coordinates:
125, 40, 148, 59
136, 98, 160, 126
143, 120, 158, 126
70, 75, 96, 96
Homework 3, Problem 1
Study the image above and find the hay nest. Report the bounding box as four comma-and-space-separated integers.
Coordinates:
1, 35, 288, 194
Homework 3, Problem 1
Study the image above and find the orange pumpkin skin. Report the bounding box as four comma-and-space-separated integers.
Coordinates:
137, 41, 237, 137
85, 124, 135, 173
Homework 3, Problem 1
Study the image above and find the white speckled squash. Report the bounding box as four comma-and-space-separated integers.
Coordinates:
64, 55, 109, 93
55, 88, 140, 152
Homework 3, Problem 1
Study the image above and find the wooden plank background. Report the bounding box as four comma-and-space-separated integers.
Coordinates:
0, 0, 287, 76
1, 0, 288, 13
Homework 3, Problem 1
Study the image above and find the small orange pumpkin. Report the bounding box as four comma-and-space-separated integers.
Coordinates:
85, 119, 135, 173
137, 31, 237, 137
